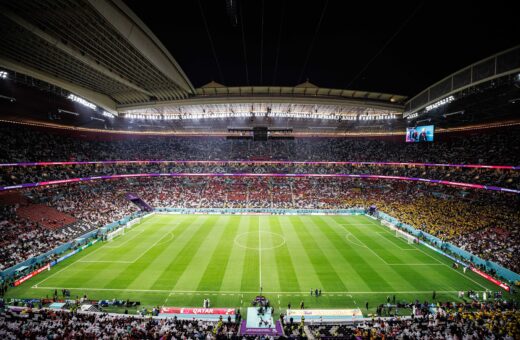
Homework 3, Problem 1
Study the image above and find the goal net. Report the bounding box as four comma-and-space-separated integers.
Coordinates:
396, 229, 415, 244
106, 227, 124, 242
381, 220, 416, 244
126, 217, 141, 229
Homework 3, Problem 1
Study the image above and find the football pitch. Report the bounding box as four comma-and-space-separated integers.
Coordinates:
8, 214, 501, 315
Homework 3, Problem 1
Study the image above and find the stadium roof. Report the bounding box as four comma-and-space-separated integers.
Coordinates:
119, 80, 406, 120
0, 0, 406, 120
0, 0, 195, 112
0, 0, 518, 129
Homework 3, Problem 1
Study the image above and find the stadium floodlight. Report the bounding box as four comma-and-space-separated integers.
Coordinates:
0, 71, 8, 79
58, 109, 79, 116
67, 94, 97, 110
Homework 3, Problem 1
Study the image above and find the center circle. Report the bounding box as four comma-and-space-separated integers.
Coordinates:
234, 231, 286, 250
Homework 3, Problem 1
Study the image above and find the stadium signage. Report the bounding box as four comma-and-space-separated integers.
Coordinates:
160, 307, 235, 315
286, 308, 363, 322
406, 112, 419, 120
14, 263, 50, 286
67, 94, 97, 110
55, 249, 79, 264
425, 95, 455, 112
53, 239, 98, 265
470, 268, 510, 291
287, 309, 361, 317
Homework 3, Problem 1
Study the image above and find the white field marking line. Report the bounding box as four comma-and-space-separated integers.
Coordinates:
33, 220, 157, 287
163, 295, 170, 305
233, 231, 286, 250
388, 263, 445, 266
259, 222, 262, 290
367, 218, 489, 291
345, 234, 369, 249
155, 232, 174, 246
104, 230, 145, 249
33, 239, 113, 287
79, 260, 134, 264
340, 226, 389, 264
31, 286, 482, 295
128, 229, 176, 263
340, 223, 374, 226
368, 233, 418, 251
348, 220, 417, 251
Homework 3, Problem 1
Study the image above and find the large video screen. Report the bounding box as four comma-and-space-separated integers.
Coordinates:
406, 125, 434, 142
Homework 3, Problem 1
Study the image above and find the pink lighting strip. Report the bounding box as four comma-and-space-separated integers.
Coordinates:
1, 173, 518, 194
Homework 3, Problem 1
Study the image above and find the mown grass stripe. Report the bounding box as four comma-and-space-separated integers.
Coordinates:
292, 216, 348, 292
149, 216, 221, 290
306, 216, 366, 290
279, 216, 323, 290
271, 216, 301, 292
194, 216, 240, 291
219, 216, 250, 292
323, 217, 396, 291
172, 216, 231, 291
240, 216, 260, 293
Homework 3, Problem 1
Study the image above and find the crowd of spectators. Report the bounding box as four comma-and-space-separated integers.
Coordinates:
0, 206, 66, 271
0, 301, 518, 339
0, 183, 141, 271
2, 161, 519, 190
0, 309, 239, 339
307, 306, 520, 339
1, 123, 519, 164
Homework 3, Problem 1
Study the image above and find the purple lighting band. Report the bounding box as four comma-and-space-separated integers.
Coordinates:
0, 160, 518, 170
0, 173, 519, 194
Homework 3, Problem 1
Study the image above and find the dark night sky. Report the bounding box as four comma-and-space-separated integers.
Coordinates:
124, 0, 519, 97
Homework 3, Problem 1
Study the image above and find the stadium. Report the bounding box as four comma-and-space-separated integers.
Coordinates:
0, 0, 519, 338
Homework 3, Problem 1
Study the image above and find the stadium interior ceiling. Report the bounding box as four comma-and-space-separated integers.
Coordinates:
0, 0, 519, 135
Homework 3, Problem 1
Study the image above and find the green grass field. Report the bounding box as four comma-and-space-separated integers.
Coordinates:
7, 214, 504, 316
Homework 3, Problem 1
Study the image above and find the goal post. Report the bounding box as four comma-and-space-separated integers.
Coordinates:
396, 229, 415, 244
106, 227, 124, 242
382, 219, 416, 244
125, 217, 142, 229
